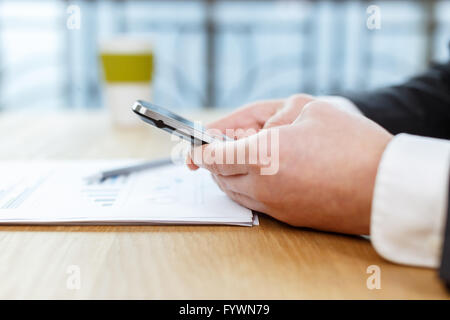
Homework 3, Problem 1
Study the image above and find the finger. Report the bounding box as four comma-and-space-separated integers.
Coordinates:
207, 99, 284, 134
213, 174, 257, 205
190, 139, 253, 176
185, 153, 199, 170
191, 129, 279, 176
264, 94, 314, 128
224, 189, 267, 213
213, 173, 253, 197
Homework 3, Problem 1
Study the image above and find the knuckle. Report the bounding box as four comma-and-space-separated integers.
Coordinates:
287, 93, 314, 106
241, 100, 263, 111
301, 101, 329, 117
266, 118, 282, 126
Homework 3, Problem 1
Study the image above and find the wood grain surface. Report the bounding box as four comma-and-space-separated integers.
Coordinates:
0, 111, 448, 299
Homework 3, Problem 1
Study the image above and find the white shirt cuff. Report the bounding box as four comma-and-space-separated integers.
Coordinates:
371, 133, 450, 268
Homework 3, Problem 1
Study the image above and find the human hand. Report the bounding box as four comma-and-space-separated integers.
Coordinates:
189, 101, 393, 235
187, 94, 314, 169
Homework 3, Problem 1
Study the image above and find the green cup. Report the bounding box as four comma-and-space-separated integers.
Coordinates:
100, 37, 154, 127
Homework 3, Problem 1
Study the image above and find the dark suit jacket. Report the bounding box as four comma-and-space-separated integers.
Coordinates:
343, 55, 450, 287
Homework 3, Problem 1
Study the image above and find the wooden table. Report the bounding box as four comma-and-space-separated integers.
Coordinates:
0, 111, 448, 299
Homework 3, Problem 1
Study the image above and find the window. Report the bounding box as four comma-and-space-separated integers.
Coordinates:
0, 0, 448, 110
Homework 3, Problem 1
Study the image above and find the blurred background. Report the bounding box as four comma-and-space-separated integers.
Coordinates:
0, 0, 449, 112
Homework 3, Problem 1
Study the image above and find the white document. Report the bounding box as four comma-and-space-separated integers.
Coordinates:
0, 161, 257, 226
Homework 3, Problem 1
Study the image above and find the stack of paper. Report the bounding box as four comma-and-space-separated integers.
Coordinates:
0, 161, 257, 226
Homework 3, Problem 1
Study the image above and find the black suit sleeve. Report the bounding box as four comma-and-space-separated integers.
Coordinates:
344, 57, 450, 288
342, 61, 450, 140
440, 173, 450, 288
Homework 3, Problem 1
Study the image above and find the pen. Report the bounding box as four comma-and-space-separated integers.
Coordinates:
84, 158, 172, 182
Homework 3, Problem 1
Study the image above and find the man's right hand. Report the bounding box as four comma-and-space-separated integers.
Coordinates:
189, 100, 393, 234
